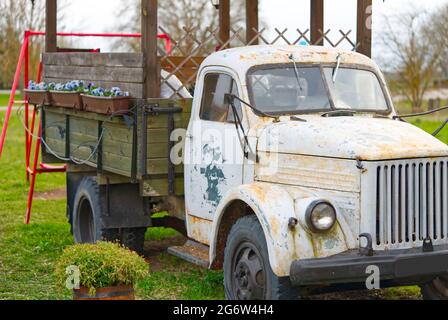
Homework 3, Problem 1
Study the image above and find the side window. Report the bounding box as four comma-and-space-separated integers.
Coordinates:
200, 73, 242, 123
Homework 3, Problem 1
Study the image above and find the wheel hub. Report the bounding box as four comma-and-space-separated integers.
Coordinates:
232, 243, 266, 300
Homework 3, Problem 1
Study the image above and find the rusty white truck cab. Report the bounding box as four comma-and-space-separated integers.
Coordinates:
182, 45, 448, 299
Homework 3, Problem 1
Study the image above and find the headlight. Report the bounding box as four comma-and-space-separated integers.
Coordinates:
306, 201, 337, 233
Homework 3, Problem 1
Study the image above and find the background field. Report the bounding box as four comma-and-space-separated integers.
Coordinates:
0, 103, 446, 300
0, 93, 21, 107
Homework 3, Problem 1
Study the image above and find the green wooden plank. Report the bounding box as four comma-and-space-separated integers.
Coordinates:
146, 158, 184, 175
45, 137, 66, 155
70, 117, 98, 137
45, 126, 67, 141
103, 123, 134, 144
102, 151, 132, 168
70, 144, 98, 165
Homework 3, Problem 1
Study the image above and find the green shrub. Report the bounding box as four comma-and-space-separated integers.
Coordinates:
55, 242, 149, 296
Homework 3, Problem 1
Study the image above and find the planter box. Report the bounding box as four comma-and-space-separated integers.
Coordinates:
50, 91, 83, 110
81, 94, 131, 115
73, 285, 135, 301
24, 89, 51, 106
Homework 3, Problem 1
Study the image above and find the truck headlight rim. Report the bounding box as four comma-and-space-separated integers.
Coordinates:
305, 200, 337, 233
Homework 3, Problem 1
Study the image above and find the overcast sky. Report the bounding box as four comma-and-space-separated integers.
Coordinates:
60, 0, 448, 63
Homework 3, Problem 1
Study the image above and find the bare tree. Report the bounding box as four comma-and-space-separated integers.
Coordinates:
0, 0, 46, 88
114, 0, 248, 55
381, 10, 443, 112
423, 4, 448, 87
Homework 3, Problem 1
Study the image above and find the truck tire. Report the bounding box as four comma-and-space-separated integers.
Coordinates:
121, 228, 146, 256
224, 215, 299, 300
71, 177, 120, 244
421, 274, 448, 300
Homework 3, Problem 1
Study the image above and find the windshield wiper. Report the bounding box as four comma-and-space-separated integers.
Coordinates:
288, 54, 304, 91
321, 109, 357, 117
332, 53, 342, 83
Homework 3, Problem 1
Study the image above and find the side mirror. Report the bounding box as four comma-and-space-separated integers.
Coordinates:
224, 93, 235, 105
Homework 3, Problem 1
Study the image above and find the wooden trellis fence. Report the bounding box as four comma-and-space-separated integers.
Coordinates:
159, 26, 359, 98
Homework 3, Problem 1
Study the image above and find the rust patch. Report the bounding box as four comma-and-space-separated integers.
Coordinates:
269, 216, 280, 236
246, 184, 267, 203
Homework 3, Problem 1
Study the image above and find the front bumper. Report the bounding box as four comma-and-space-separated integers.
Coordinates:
290, 245, 448, 287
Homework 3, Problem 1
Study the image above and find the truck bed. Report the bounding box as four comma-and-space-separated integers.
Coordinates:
41, 99, 191, 197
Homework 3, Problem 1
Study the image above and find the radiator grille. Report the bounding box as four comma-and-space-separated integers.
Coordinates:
375, 160, 448, 246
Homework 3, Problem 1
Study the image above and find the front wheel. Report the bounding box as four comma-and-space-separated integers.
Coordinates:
421, 274, 448, 300
223, 215, 299, 300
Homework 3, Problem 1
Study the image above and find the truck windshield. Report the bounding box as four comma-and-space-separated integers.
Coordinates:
248, 66, 331, 114
323, 68, 388, 111
247, 65, 389, 114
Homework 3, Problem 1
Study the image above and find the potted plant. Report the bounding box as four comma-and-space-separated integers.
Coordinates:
81, 86, 131, 115
24, 81, 51, 105
55, 242, 148, 300
50, 80, 85, 110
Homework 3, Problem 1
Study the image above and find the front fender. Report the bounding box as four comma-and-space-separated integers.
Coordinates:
210, 182, 352, 277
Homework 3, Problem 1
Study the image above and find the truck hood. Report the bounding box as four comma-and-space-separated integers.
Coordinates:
256, 117, 448, 161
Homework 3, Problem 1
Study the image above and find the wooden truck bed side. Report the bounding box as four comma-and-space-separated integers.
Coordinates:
40, 52, 196, 198
42, 98, 191, 197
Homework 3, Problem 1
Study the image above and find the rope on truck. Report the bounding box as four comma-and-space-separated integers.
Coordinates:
16, 105, 138, 166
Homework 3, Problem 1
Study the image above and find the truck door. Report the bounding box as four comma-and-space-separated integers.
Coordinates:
185, 69, 245, 221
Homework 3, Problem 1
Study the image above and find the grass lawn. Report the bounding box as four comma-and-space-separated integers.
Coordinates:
0, 93, 21, 107
0, 112, 224, 300
0, 109, 446, 300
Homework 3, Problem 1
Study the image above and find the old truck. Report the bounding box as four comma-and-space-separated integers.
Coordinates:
39, 45, 448, 300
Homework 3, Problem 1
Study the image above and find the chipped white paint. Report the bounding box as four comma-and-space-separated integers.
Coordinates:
257, 153, 361, 192
257, 117, 448, 161
183, 45, 448, 277
209, 183, 350, 276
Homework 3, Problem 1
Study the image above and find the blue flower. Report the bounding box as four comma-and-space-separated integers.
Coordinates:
54, 83, 65, 91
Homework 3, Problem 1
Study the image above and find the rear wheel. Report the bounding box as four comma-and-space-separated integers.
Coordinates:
224, 215, 299, 300
421, 274, 448, 300
71, 177, 146, 254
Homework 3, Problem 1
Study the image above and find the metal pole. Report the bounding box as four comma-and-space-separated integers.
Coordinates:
0, 36, 29, 159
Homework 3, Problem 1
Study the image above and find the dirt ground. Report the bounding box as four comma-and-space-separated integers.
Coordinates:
142, 236, 421, 300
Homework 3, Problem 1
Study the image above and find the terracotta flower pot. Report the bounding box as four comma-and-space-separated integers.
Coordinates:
24, 89, 51, 106
81, 94, 131, 115
50, 91, 83, 110
73, 285, 135, 301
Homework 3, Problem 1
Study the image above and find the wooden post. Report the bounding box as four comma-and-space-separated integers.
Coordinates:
310, 0, 324, 46
45, 0, 57, 53
246, 0, 259, 45
357, 0, 372, 57
219, 0, 230, 48
141, 0, 160, 98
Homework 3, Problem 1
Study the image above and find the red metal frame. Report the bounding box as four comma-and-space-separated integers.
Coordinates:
0, 30, 172, 224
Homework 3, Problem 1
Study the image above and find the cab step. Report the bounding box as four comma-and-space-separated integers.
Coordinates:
167, 240, 210, 268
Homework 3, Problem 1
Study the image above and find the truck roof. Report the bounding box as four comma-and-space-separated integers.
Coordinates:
201, 45, 378, 79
